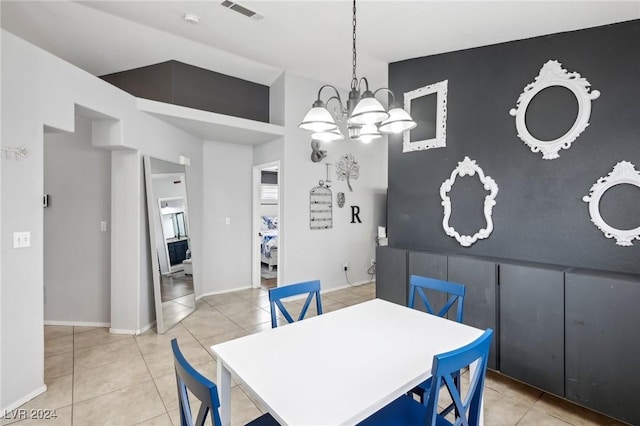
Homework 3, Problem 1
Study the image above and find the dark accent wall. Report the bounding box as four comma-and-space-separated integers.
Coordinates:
101, 60, 270, 122
387, 20, 640, 275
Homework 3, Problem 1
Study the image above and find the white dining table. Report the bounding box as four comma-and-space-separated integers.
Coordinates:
211, 298, 485, 426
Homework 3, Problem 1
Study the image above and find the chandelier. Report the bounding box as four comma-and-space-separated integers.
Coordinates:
298, 0, 416, 143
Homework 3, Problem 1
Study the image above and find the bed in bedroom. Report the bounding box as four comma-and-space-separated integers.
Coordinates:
260, 216, 278, 270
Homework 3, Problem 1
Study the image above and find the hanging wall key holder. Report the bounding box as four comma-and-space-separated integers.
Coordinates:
310, 180, 333, 230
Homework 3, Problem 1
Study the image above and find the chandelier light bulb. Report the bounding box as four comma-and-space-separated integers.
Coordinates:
357, 124, 383, 144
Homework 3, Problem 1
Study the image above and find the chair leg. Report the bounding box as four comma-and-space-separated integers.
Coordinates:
453, 371, 461, 418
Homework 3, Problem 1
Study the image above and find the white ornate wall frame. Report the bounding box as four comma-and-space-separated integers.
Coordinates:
403, 80, 448, 153
440, 157, 499, 247
582, 161, 640, 246
509, 60, 600, 160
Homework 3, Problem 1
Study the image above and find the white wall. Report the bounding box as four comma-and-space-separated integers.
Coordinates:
280, 72, 388, 290
201, 141, 254, 293
0, 23, 4, 410
0, 31, 203, 411
0, 30, 389, 411
43, 115, 111, 325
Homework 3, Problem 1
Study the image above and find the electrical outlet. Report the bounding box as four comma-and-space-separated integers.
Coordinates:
343, 262, 349, 271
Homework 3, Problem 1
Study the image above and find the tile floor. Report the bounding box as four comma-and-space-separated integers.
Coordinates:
2, 283, 626, 426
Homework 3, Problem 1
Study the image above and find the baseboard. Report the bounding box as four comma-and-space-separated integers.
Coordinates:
196, 281, 374, 300
44, 320, 110, 328
137, 320, 156, 335
43, 320, 154, 336
2, 384, 47, 414
325, 280, 375, 293
197, 285, 254, 300
108, 328, 137, 335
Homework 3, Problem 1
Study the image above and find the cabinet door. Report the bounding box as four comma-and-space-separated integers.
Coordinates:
167, 242, 178, 265
448, 256, 498, 369
175, 240, 188, 264
408, 251, 448, 313
565, 270, 640, 425
499, 263, 565, 396
375, 247, 407, 306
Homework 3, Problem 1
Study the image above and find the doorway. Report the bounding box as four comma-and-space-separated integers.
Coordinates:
252, 162, 280, 289
43, 115, 112, 326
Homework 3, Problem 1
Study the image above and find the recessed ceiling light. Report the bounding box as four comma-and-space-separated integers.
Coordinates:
183, 14, 200, 24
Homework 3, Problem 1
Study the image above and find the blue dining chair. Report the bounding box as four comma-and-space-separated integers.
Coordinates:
409, 275, 466, 322
171, 339, 279, 426
408, 275, 466, 404
357, 329, 494, 426
268, 280, 323, 328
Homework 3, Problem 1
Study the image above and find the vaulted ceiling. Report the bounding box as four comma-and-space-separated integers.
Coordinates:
2, 1, 638, 89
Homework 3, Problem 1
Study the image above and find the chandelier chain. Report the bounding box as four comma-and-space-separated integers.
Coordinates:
352, 0, 357, 87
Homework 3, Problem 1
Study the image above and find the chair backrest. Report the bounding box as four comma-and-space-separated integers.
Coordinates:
425, 329, 494, 426
408, 275, 466, 323
171, 338, 222, 426
269, 280, 323, 328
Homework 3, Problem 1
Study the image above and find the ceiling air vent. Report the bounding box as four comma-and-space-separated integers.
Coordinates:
220, 0, 263, 20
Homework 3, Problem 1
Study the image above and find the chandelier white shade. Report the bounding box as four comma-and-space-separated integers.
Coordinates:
312, 127, 345, 142
379, 107, 418, 134
348, 94, 389, 125
299, 102, 338, 132
298, 0, 415, 142
356, 124, 383, 144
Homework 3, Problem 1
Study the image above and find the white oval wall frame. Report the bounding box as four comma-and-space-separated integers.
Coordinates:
440, 157, 499, 247
509, 60, 600, 160
582, 161, 640, 247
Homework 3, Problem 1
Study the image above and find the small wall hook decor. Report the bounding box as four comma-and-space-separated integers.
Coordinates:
1, 146, 29, 160
310, 140, 327, 163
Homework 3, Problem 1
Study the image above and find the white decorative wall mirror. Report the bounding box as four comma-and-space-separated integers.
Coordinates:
403, 80, 448, 153
582, 161, 640, 246
440, 157, 498, 247
509, 60, 600, 160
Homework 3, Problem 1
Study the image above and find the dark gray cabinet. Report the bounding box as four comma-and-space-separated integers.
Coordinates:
168, 239, 189, 266
499, 263, 565, 396
407, 251, 448, 314
565, 270, 640, 425
376, 247, 640, 424
375, 246, 407, 305
448, 256, 498, 369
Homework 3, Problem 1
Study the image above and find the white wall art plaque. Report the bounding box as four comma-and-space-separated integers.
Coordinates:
509, 60, 600, 160
583, 161, 640, 246
440, 157, 499, 247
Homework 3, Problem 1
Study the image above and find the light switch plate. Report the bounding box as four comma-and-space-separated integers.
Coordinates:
13, 231, 31, 248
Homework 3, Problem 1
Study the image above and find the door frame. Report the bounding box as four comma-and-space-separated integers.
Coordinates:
252, 161, 281, 289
